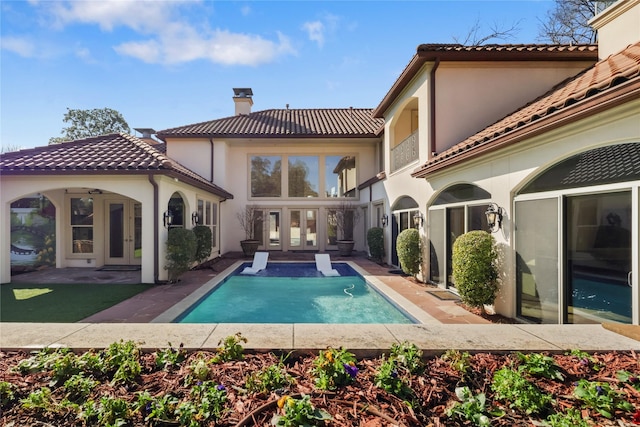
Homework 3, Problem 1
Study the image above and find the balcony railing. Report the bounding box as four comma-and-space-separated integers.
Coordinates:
391, 130, 419, 173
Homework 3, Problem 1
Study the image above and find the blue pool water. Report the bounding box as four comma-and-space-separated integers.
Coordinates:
177, 262, 414, 324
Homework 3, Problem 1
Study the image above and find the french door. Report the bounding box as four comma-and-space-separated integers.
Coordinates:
289, 209, 318, 250
105, 200, 141, 265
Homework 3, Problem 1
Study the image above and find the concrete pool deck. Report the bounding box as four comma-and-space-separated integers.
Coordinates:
2, 252, 639, 355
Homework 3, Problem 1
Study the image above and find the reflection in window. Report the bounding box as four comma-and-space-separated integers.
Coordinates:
71, 197, 93, 253
251, 156, 282, 197
288, 156, 318, 197
326, 155, 357, 197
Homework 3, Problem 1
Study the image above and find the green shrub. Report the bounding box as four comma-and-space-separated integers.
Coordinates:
452, 230, 498, 310
193, 225, 213, 264
165, 228, 197, 283
367, 227, 385, 263
396, 228, 420, 277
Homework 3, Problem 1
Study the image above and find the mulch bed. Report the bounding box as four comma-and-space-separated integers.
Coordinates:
1, 346, 639, 426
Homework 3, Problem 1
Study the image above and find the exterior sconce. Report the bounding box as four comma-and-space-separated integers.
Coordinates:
191, 211, 200, 226
413, 212, 424, 228
485, 203, 504, 233
163, 210, 173, 229
381, 214, 389, 227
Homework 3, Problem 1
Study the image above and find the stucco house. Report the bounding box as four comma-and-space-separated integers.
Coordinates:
1, 0, 638, 324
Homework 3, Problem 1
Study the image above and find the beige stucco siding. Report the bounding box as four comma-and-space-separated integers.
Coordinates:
424, 99, 640, 318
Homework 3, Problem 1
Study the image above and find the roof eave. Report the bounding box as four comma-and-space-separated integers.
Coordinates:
411, 79, 640, 179
372, 45, 598, 118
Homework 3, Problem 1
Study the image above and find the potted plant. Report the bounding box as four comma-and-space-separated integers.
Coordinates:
236, 205, 264, 257
332, 201, 361, 256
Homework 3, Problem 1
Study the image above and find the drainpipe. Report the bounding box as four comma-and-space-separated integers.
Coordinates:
209, 138, 215, 182
429, 57, 440, 157
148, 174, 160, 283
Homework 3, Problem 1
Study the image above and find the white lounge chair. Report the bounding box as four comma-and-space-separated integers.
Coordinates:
241, 251, 269, 274
315, 253, 340, 276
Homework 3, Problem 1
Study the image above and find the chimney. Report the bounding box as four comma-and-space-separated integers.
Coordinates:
134, 128, 158, 144
232, 88, 253, 115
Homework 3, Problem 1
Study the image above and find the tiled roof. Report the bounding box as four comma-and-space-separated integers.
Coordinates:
157, 108, 384, 139
412, 42, 640, 178
0, 133, 233, 199
373, 43, 598, 118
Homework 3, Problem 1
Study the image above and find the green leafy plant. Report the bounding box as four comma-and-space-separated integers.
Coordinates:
63, 373, 99, 402
491, 367, 552, 415
0, 381, 15, 406
442, 349, 472, 375
446, 386, 501, 427
452, 230, 498, 312
94, 395, 131, 426
272, 394, 332, 427
543, 408, 591, 427
246, 359, 295, 393
177, 381, 228, 425
366, 227, 385, 263
193, 225, 213, 264
103, 340, 142, 385
396, 228, 421, 277
188, 354, 211, 383
390, 341, 424, 374
566, 349, 601, 371
617, 370, 640, 391
212, 332, 247, 363
517, 352, 564, 381
165, 227, 197, 282
311, 347, 358, 390
21, 387, 58, 413
155, 342, 186, 370
573, 379, 633, 418
375, 357, 409, 397
136, 391, 179, 424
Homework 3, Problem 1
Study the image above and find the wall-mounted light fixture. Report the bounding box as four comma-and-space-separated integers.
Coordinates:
191, 211, 200, 226
88, 189, 103, 195
485, 203, 504, 233
413, 211, 424, 228
381, 214, 389, 227
163, 210, 173, 229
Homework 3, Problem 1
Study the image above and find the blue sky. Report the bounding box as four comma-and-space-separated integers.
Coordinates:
1, 0, 554, 150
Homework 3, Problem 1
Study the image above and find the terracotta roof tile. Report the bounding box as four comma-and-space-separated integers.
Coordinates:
412, 42, 640, 178
157, 108, 384, 139
0, 133, 233, 199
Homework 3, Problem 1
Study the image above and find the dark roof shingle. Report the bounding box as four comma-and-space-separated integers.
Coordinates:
0, 133, 233, 199
157, 108, 384, 139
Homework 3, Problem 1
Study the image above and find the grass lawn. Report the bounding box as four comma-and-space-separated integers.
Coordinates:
0, 282, 153, 322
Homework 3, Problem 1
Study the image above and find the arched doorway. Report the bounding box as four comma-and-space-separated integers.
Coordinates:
391, 196, 419, 267
427, 184, 490, 287
515, 143, 639, 324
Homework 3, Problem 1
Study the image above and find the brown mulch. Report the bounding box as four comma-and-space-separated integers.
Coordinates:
2, 346, 640, 426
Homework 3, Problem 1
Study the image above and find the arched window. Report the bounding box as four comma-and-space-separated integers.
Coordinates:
168, 193, 185, 228
428, 184, 491, 287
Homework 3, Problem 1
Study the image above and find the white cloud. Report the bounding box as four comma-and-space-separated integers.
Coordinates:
240, 5, 251, 16
1, 36, 36, 57
40, 0, 295, 66
302, 21, 325, 47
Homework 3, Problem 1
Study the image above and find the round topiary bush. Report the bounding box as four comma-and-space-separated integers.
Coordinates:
367, 227, 385, 263
452, 230, 498, 311
165, 227, 197, 283
193, 225, 213, 264
396, 228, 421, 277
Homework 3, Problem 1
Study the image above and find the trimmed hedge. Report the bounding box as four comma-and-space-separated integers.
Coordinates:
396, 228, 420, 277
165, 227, 197, 283
193, 225, 213, 264
452, 230, 498, 310
367, 227, 385, 263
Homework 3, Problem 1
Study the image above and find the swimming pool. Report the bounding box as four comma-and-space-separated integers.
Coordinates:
170, 262, 416, 324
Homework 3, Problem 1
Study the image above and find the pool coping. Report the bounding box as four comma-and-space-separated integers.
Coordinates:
151, 261, 438, 325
